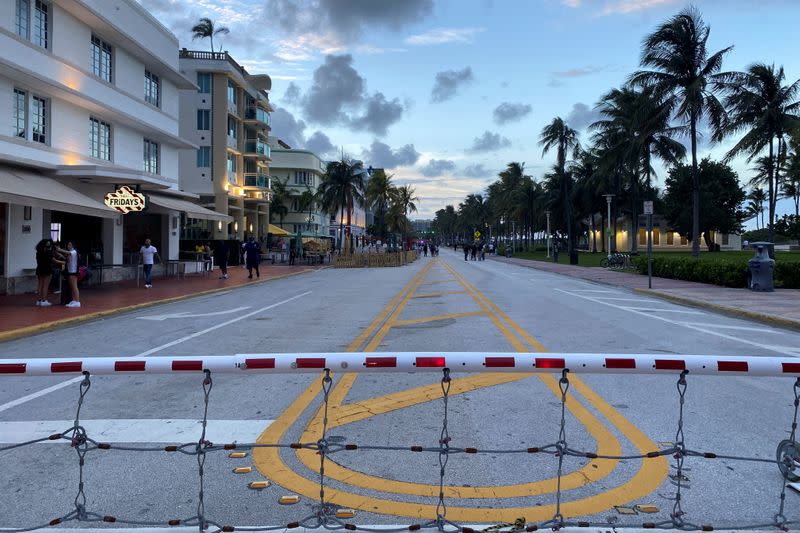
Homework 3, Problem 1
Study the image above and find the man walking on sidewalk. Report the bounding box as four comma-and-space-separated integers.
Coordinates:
244, 236, 261, 279
140, 238, 159, 288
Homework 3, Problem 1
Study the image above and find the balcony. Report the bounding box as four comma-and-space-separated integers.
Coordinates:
244, 173, 270, 189
244, 139, 270, 160
244, 106, 271, 127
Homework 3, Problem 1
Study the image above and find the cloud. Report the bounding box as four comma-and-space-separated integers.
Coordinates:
492, 102, 532, 125
265, 0, 433, 44
431, 67, 474, 103
565, 102, 603, 130
305, 131, 336, 156
600, 0, 680, 15
470, 131, 511, 153
420, 159, 456, 177
362, 140, 420, 168
561, 0, 582, 6
294, 54, 404, 135
283, 82, 302, 105
551, 65, 607, 78
270, 107, 307, 148
462, 164, 490, 178
405, 27, 485, 45
351, 92, 404, 136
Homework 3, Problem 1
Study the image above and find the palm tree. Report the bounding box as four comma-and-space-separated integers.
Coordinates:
269, 177, 290, 228
540, 118, 580, 259
719, 63, 800, 243
630, 6, 732, 257
296, 186, 318, 232
365, 169, 396, 240
784, 147, 800, 217
318, 157, 365, 253
191, 17, 230, 53
748, 187, 767, 229
393, 185, 419, 250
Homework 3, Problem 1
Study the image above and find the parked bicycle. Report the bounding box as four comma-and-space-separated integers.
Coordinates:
600, 252, 632, 269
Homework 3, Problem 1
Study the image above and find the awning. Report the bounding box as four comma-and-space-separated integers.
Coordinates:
268, 224, 290, 236
148, 194, 233, 222
0, 169, 117, 218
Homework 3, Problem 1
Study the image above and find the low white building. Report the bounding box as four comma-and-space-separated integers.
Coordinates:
0, 0, 225, 294
268, 147, 329, 238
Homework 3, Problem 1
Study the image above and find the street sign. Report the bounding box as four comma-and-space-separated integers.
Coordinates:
643, 201, 654, 215
474, 230, 481, 240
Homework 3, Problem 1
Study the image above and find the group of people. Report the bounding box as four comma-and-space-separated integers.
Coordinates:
462, 242, 488, 261
34, 239, 81, 308
419, 242, 439, 257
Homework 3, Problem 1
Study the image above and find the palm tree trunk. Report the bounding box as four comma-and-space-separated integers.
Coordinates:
338, 204, 345, 253
210, 35, 214, 54
690, 114, 700, 258
631, 173, 639, 254
768, 138, 775, 245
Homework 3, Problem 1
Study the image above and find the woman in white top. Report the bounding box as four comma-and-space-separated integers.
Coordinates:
64, 241, 80, 308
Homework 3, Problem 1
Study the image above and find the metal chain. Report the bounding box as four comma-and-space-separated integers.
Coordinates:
774, 377, 800, 529
316, 368, 334, 522
435, 367, 452, 531
196, 370, 213, 532
71, 372, 91, 521
550, 369, 570, 528
670, 370, 689, 529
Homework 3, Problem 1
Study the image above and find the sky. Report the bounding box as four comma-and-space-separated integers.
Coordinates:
138, 0, 800, 222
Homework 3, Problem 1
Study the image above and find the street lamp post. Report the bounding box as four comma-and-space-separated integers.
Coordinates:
603, 194, 614, 260
545, 211, 551, 258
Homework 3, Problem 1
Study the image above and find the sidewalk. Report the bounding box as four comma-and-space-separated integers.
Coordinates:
0, 264, 319, 341
491, 255, 800, 330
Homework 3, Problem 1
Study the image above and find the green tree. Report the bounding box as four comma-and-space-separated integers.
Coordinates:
747, 187, 767, 229
191, 18, 230, 53
269, 177, 289, 228
540, 119, 580, 259
392, 185, 419, 249
318, 157, 365, 252
631, 6, 732, 257
663, 159, 746, 251
365, 169, 396, 240
296, 186, 318, 232
720, 63, 800, 243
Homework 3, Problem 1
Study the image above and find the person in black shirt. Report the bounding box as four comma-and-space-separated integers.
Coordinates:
35, 239, 63, 307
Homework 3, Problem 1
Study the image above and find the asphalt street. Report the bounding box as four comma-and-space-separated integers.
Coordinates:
1, 251, 799, 530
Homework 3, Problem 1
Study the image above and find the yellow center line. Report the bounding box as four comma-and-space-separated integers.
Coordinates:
410, 290, 468, 299
394, 310, 484, 326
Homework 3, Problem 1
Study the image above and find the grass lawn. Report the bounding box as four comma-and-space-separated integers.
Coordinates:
508, 248, 800, 267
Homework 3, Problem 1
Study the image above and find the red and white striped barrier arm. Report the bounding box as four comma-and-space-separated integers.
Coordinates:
1, 353, 799, 377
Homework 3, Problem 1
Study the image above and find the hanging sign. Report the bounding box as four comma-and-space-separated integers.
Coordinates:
105, 186, 146, 214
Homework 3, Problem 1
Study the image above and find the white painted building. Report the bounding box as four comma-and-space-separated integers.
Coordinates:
269, 148, 329, 237
0, 0, 225, 294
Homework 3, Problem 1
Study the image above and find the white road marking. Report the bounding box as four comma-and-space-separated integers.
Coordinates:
566, 289, 616, 293
592, 297, 654, 302
0, 419, 273, 444
684, 322, 780, 333
0, 291, 312, 414
135, 306, 251, 321
555, 288, 800, 355
625, 307, 705, 315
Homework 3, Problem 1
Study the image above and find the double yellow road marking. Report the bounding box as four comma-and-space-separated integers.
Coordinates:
253, 258, 667, 521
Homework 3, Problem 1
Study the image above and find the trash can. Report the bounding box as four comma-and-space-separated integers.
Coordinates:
747, 242, 775, 291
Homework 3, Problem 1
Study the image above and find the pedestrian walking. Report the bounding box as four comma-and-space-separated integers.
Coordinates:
64, 241, 81, 308
215, 241, 229, 279
479, 242, 485, 261
203, 242, 213, 273
139, 238, 159, 288
244, 236, 261, 278
289, 247, 296, 265
423, 244, 428, 257
35, 239, 62, 306
463, 244, 469, 261
471, 244, 477, 261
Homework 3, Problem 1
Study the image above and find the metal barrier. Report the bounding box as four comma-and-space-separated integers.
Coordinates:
1, 353, 798, 533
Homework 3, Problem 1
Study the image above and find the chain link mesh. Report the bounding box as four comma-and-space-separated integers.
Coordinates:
1, 368, 798, 533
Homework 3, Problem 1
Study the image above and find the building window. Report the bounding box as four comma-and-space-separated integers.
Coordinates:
667, 231, 674, 246
638, 228, 646, 246
294, 171, 313, 185
31, 95, 46, 144
722, 233, 729, 246
32, 0, 47, 48
144, 70, 160, 107
227, 153, 237, 184
143, 139, 159, 174
197, 146, 211, 167
89, 117, 111, 161
227, 80, 237, 106
90, 35, 113, 83
227, 116, 237, 139
15, 0, 29, 39
197, 72, 211, 93
652, 228, 660, 246
13, 88, 26, 138
680, 234, 688, 246
197, 109, 210, 130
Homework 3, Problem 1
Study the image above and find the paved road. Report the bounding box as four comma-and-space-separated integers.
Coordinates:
1, 251, 799, 530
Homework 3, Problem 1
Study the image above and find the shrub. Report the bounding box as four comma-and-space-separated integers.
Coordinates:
632, 256, 747, 287
775, 262, 800, 289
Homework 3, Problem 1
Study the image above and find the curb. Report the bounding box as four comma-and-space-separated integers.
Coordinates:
0, 268, 317, 343
633, 288, 800, 332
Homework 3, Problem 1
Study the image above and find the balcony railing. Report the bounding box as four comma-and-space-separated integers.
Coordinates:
243, 173, 270, 188
244, 139, 270, 158
245, 106, 270, 126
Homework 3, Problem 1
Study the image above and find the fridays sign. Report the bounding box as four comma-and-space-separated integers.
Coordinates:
104, 186, 146, 214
